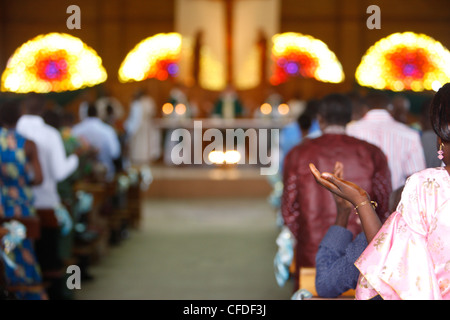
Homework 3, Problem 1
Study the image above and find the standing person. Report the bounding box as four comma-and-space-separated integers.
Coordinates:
346, 92, 426, 190
309, 82, 450, 300
72, 104, 121, 182
0, 99, 47, 300
212, 84, 244, 119
281, 93, 392, 292
124, 88, 161, 165
16, 93, 79, 300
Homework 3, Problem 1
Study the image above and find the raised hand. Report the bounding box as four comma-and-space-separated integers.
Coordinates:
309, 163, 369, 206
309, 162, 383, 243
332, 162, 353, 210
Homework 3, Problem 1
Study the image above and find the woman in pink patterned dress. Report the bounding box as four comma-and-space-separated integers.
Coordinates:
309, 83, 450, 300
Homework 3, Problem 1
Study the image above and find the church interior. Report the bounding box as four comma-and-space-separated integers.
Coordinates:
0, 0, 450, 301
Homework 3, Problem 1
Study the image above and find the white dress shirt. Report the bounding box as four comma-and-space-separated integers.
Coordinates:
71, 117, 121, 181
17, 115, 79, 209
346, 109, 426, 190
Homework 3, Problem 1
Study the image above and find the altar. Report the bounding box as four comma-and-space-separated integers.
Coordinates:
153, 117, 291, 174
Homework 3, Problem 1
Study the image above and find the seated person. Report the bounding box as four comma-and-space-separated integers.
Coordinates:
72, 104, 121, 182
315, 162, 389, 299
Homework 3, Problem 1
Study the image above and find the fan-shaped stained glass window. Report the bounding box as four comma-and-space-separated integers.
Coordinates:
118, 33, 182, 83
270, 32, 345, 85
356, 32, 450, 92
1, 33, 107, 93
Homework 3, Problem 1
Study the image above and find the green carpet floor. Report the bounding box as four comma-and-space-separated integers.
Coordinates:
74, 197, 293, 300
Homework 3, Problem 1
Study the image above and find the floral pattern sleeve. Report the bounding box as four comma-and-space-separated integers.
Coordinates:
355, 168, 450, 300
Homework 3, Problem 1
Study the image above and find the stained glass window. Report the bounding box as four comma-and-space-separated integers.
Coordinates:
270, 32, 344, 85
356, 32, 450, 92
118, 33, 182, 83
1, 33, 107, 93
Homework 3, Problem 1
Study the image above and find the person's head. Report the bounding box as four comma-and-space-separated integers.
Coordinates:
0, 99, 21, 128
297, 113, 312, 135
363, 92, 391, 111
317, 93, 352, 128
87, 104, 98, 117
347, 91, 368, 121
42, 109, 61, 129
133, 87, 147, 101
430, 82, 450, 164
302, 99, 320, 119
22, 93, 46, 115
389, 94, 411, 124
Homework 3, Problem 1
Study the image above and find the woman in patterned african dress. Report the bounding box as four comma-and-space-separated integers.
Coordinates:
0, 98, 47, 299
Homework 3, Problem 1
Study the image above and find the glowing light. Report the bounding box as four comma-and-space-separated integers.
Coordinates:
270, 32, 344, 85
356, 32, 450, 92
175, 103, 186, 115
208, 150, 241, 164
277, 103, 290, 115
1, 33, 107, 93
432, 81, 443, 92
118, 33, 182, 83
224, 150, 241, 164
162, 103, 174, 115
260, 103, 272, 115
208, 151, 225, 164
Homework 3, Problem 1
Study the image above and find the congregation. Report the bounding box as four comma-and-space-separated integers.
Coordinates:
0, 79, 448, 300
0, 90, 150, 300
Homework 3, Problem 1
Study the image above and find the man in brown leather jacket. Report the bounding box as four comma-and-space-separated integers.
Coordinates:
281, 93, 392, 292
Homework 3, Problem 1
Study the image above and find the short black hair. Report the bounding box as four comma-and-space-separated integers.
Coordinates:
87, 104, 98, 117
318, 93, 352, 126
297, 113, 312, 131
0, 99, 21, 126
42, 109, 60, 129
430, 82, 450, 142
303, 99, 320, 118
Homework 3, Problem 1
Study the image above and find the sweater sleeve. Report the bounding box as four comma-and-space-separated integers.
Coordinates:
315, 226, 367, 298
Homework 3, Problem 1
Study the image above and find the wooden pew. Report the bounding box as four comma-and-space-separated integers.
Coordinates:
72, 181, 111, 268
290, 253, 355, 300
105, 177, 127, 245
127, 178, 142, 229
298, 267, 355, 300
0, 225, 10, 299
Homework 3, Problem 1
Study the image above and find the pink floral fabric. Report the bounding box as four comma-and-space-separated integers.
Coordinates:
355, 167, 450, 300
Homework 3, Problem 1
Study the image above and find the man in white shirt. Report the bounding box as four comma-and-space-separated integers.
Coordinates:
17, 94, 79, 210
346, 92, 426, 190
72, 104, 121, 182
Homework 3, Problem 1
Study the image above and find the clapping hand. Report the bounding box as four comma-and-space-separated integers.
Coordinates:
309, 162, 369, 207
309, 162, 384, 242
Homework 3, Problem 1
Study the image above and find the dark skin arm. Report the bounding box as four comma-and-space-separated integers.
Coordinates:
331, 162, 353, 228
309, 163, 383, 243
24, 140, 43, 185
